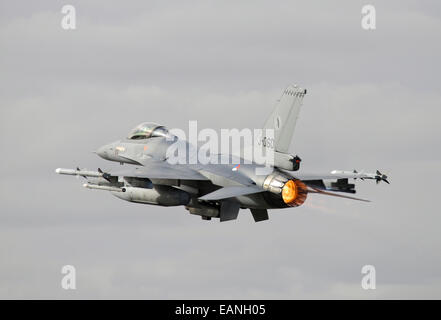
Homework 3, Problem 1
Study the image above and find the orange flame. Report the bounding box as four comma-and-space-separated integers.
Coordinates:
282, 179, 308, 207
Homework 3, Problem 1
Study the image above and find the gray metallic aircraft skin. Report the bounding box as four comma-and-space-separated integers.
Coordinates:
56, 84, 388, 222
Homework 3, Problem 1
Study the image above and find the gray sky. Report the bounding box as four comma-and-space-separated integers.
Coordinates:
1, 0, 440, 299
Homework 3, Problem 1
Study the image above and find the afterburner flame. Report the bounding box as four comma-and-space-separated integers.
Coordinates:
282, 179, 307, 207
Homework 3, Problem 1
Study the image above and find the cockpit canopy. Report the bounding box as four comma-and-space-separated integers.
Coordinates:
127, 122, 172, 140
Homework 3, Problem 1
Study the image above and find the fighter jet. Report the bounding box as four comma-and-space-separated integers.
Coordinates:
56, 84, 388, 222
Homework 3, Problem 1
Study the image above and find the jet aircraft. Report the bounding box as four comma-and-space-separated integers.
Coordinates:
56, 85, 388, 222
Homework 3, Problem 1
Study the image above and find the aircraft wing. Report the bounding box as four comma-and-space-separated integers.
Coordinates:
56, 159, 259, 189
56, 161, 210, 182
196, 165, 256, 187
109, 161, 258, 185
108, 161, 210, 181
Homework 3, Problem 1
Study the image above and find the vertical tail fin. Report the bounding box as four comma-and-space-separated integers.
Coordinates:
263, 84, 307, 153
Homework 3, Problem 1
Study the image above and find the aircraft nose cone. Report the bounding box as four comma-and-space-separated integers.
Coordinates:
96, 145, 108, 159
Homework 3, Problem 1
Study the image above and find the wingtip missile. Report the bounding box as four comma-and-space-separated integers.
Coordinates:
375, 170, 390, 184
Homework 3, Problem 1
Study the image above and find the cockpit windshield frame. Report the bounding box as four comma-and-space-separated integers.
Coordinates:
127, 122, 173, 140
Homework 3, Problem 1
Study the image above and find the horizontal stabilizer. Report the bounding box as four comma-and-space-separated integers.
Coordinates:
308, 187, 370, 202
199, 185, 263, 201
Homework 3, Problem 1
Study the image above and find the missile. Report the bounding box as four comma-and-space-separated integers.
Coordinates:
55, 168, 103, 178
82, 183, 125, 192
330, 170, 389, 184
